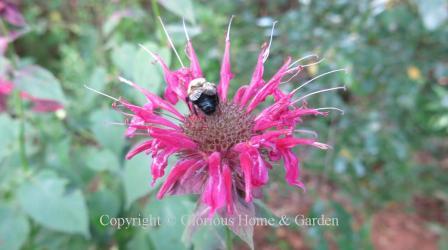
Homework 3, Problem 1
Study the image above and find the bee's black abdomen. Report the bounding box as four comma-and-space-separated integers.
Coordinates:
193, 94, 218, 115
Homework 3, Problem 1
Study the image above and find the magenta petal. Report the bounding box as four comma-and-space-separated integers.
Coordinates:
247, 57, 292, 112
149, 127, 197, 149
240, 44, 267, 106
233, 85, 248, 104
157, 159, 198, 199
280, 148, 305, 189
3, 5, 26, 26
151, 147, 176, 185
120, 79, 184, 119
30, 99, 63, 112
126, 140, 153, 160
217, 39, 233, 101
251, 151, 269, 187
222, 162, 234, 214
275, 137, 316, 149
186, 41, 203, 78
239, 152, 253, 202
202, 152, 226, 216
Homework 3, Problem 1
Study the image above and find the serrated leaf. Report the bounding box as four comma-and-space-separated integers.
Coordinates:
0, 204, 30, 250
123, 153, 152, 209
17, 171, 89, 236
13, 65, 66, 105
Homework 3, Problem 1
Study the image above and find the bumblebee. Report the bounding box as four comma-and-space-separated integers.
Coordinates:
186, 78, 219, 115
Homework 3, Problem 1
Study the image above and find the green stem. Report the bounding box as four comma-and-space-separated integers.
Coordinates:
0, 19, 19, 64
150, 0, 165, 44
14, 91, 29, 170
226, 226, 233, 250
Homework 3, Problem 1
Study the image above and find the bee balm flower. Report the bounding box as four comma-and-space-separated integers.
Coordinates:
111, 17, 344, 246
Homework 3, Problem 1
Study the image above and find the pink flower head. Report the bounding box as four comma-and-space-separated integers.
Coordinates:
114, 17, 345, 246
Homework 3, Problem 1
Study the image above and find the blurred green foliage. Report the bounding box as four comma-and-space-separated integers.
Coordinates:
0, 0, 447, 249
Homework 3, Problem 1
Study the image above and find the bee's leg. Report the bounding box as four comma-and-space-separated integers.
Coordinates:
192, 105, 198, 116
215, 95, 221, 114
186, 96, 196, 116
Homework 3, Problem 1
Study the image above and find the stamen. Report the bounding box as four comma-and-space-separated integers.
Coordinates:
315, 107, 345, 115
107, 122, 128, 127
313, 142, 332, 150
290, 68, 346, 95
182, 18, 190, 41
138, 44, 158, 61
226, 15, 235, 42
292, 86, 346, 105
289, 54, 318, 69
118, 76, 183, 122
301, 57, 325, 68
294, 129, 318, 138
158, 16, 185, 68
283, 66, 303, 83
262, 20, 278, 63
84, 85, 119, 102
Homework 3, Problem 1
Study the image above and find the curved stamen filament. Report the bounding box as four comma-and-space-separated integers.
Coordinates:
263, 20, 278, 63
138, 44, 158, 61
118, 76, 183, 122
226, 15, 235, 41
315, 107, 345, 115
294, 129, 318, 138
300, 57, 325, 68
292, 86, 346, 105
158, 16, 185, 68
84, 85, 119, 102
182, 18, 190, 41
288, 54, 318, 69
290, 68, 346, 95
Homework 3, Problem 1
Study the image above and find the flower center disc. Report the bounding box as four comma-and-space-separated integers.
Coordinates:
183, 102, 255, 153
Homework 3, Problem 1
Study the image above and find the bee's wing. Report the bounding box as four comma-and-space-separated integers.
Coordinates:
202, 82, 217, 95
189, 90, 203, 101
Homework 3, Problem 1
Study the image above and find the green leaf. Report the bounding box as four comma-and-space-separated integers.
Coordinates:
111, 43, 138, 78
89, 109, 125, 155
85, 67, 108, 106
17, 171, 89, 236
157, 0, 196, 24
144, 196, 195, 250
0, 114, 19, 160
126, 230, 154, 250
86, 147, 120, 173
122, 153, 152, 209
0, 56, 11, 75
13, 65, 66, 105
416, 0, 448, 30
0, 204, 30, 250
103, 8, 145, 36
88, 189, 121, 220
132, 42, 170, 100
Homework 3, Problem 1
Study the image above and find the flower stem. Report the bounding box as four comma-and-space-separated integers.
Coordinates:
226, 226, 233, 250
14, 91, 29, 170
150, 0, 165, 44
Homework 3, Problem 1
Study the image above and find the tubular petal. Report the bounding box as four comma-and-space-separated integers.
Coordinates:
157, 159, 199, 199
218, 39, 233, 101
